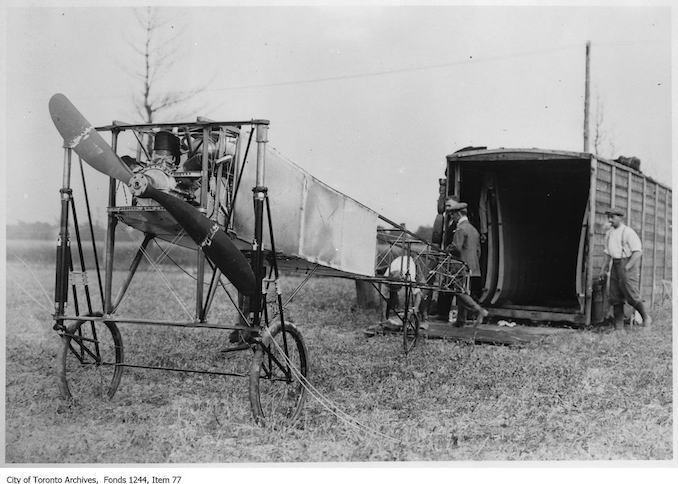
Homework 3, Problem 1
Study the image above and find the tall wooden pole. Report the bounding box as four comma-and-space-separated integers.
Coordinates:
583, 41, 591, 152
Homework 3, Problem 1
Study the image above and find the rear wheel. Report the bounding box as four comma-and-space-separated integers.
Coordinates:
57, 319, 124, 403
249, 322, 308, 425
403, 312, 419, 354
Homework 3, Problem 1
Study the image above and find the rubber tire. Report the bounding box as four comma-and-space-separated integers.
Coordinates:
57, 319, 124, 402
249, 322, 308, 425
403, 312, 419, 354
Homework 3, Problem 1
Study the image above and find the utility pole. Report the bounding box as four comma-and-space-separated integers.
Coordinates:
583, 41, 591, 152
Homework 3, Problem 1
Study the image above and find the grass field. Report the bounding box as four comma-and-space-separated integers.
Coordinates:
4, 253, 673, 463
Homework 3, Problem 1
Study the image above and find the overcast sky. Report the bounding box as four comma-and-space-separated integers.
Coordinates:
2, 2, 673, 230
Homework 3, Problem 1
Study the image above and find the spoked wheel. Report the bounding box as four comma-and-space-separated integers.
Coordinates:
403, 312, 419, 354
249, 321, 308, 425
57, 318, 124, 403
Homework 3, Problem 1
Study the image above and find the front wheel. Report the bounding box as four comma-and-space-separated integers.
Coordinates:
249, 322, 308, 425
57, 318, 124, 403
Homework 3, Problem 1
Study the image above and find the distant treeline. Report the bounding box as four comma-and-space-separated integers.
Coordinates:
6, 221, 141, 242
413, 225, 433, 242
8, 220, 433, 244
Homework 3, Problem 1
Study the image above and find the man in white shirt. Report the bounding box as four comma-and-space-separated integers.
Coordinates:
382, 255, 426, 329
599, 207, 652, 330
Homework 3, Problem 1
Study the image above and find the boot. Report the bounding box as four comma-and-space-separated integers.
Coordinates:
473, 308, 489, 328
633, 301, 652, 329
613, 304, 625, 331
457, 305, 467, 326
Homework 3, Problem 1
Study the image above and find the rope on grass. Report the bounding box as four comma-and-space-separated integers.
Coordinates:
14, 256, 53, 309
14, 279, 52, 313
262, 326, 401, 444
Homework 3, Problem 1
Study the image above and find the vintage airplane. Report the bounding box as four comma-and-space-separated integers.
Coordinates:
49, 93, 473, 424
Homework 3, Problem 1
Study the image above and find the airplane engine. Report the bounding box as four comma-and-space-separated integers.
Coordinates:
117, 128, 236, 243
128, 131, 203, 206
131, 165, 179, 207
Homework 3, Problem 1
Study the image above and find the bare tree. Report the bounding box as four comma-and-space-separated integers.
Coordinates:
593, 93, 605, 157
607, 139, 616, 159
128, 7, 207, 123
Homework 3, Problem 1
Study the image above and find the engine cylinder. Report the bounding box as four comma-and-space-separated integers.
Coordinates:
153, 131, 180, 159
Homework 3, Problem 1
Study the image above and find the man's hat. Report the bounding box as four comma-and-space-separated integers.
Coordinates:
445, 199, 467, 211
605, 207, 624, 217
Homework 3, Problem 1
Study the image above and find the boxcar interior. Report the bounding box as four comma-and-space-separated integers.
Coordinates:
456, 157, 591, 311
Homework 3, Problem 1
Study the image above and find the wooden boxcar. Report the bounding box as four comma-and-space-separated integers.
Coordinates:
441, 147, 672, 326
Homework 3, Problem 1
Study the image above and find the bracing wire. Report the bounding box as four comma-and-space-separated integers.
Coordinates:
131, 130, 151, 162
138, 244, 193, 319
161, 250, 197, 280
158, 243, 237, 301
283, 265, 320, 307
212, 272, 252, 325
266, 265, 320, 323
152, 231, 186, 266
376, 230, 407, 269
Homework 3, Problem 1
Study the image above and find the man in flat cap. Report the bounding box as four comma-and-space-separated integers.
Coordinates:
600, 207, 652, 330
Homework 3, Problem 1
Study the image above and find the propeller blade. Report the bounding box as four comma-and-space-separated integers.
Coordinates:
48, 93, 133, 184
143, 184, 257, 297
49, 93, 257, 297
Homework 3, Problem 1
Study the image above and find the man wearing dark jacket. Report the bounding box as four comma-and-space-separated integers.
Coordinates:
446, 200, 483, 323
437, 197, 487, 326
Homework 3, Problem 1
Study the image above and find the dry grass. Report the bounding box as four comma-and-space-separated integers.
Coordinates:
4, 257, 673, 463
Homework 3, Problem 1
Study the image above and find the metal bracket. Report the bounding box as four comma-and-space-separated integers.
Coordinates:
59, 188, 73, 201
68, 271, 89, 286
52, 316, 67, 333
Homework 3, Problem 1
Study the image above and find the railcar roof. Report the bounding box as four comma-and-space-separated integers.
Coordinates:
446, 147, 591, 161
446, 147, 671, 191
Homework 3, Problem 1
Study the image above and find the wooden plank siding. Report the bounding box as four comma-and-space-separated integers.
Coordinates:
591, 161, 612, 277
666, 196, 673, 281
642, 182, 657, 301
593, 158, 671, 309
653, 186, 668, 305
